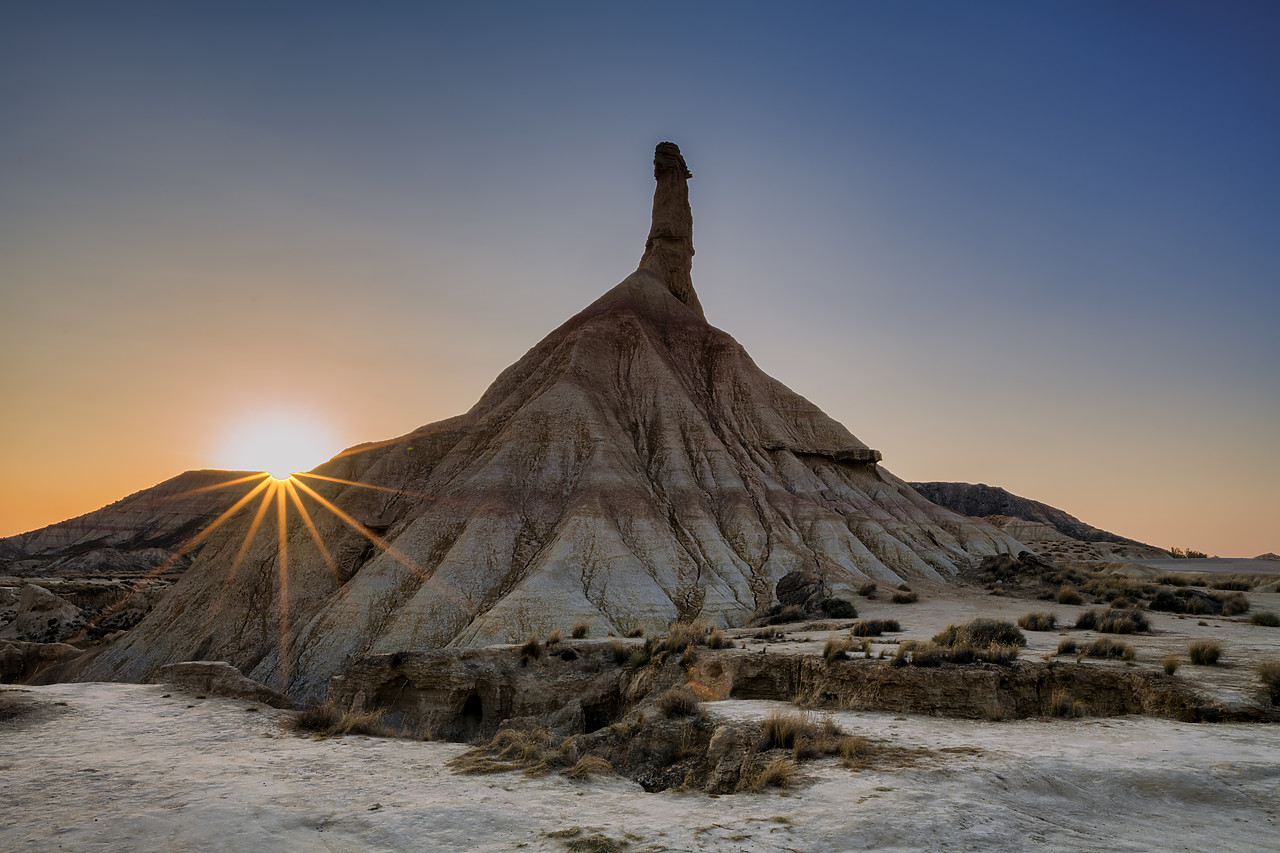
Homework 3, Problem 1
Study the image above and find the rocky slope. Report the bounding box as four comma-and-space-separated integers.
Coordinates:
69, 144, 1022, 699
0, 470, 259, 578
909, 481, 1167, 560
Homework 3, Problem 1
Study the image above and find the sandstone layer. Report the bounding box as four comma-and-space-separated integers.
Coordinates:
69, 144, 1023, 699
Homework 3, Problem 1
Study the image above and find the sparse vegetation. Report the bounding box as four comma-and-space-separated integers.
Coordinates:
763, 605, 807, 625
1049, 689, 1085, 717
1150, 588, 1249, 616
1169, 547, 1209, 559
1257, 660, 1280, 704
1251, 612, 1280, 627
705, 628, 732, 649
521, 638, 543, 660
1056, 638, 1078, 656
1073, 608, 1149, 634
818, 597, 857, 619
823, 635, 852, 662
546, 630, 562, 645
857, 581, 878, 598
737, 756, 799, 792
891, 591, 918, 604
933, 618, 1027, 648
1017, 611, 1057, 631
893, 639, 1018, 667
1056, 585, 1084, 605
849, 618, 900, 637
571, 621, 590, 639
291, 703, 393, 737
656, 687, 701, 718
1188, 639, 1222, 666
1084, 638, 1136, 661
1162, 655, 1181, 675
562, 755, 615, 781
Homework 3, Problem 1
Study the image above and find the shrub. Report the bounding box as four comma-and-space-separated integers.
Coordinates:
933, 618, 1027, 648
1074, 608, 1148, 634
1257, 660, 1280, 704
897, 583, 912, 592
823, 635, 851, 662
857, 581, 878, 598
1162, 655, 1181, 675
891, 591, 918, 604
562, 755, 614, 781
1017, 612, 1057, 631
1049, 689, 1082, 717
850, 618, 900, 637
819, 597, 857, 619
663, 621, 707, 652
1219, 593, 1250, 616
1056, 585, 1084, 605
570, 621, 590, 639
1210, 576, 1254, 591
656, 687, 701, 718
705, 628, 732, 649
1084, 638, 1135, 661
765, 605, 807, 625
545, 630, 562, 645
520, 638, 542, 659
625, 626, 646, 638
1250, 611, 1280, 627
738, 756, 799, 792
1056, 638, 1077, 656
1188, 639, 1221, 665
1155, 573, 1192, 587
292, 703, 392, 737
894, 639, 1017, 667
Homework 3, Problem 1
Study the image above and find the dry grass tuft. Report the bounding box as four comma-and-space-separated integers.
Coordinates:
1257, 660, 1280, 704
1188, 639, 1222, 666
705, 628, 732, 649
521, 638, 542, 659
546, 630, 562, 645
448, 726, 577, 777
1049, 689, 1085, 717
656, 687, 701, 718
1162, 655, 1181, 675
891, 591, 919, 604
291, 703, 393, 737
857, 581, 878, 598
1017, 611, 1057, 631
571, 621, 590, 639
818, 597, 857, 619
738, 756, 800, 792
850, 618, 900, 636
565, 833, 625, 853
1250, 611, 1280, 627
1056, 638, 1078, 655
933, 618, 1027, 648
562, 755, 615, 781
1074, 608, 1149, 634
1056, 585, 1084, 605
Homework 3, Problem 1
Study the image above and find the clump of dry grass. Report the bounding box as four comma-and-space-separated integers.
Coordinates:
1048, 689, 1086, 717
1251, 612, 1280, 627
1084, 637, 1136, 661
656, 687, 701, 718
850, 618, 900, 636
546, 630, 562, 645
291, 703, 393, 737
521, 638, 542, 660
1257, 660, 1280, 704
891, 590, 919, 604
1017, 611, 1057, 631
705, 628, 732, 649
1056, 638, 1078, 655
562, 755, 615, 781
1074, 608, 1149, 634
1162, 655, 1181, 675
892, 639, 1019, 667
565, 833, 625, 853
1056, 585, 1084, 605
818, 597, 857, 619
933, 618, 1027, 648
857, 581, 878, 598
571, 621, 590, 639
449, 726, 580, 777
737, 756, 799, 792
1188, 639, 1222, 665
663, 621, 707, 652
823, 634, 852, 662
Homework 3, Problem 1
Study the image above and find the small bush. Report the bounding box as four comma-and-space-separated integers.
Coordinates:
894, 639, 1017, 667
739, 756, 799, 792
850, 618, 900, 637
1219, 593, 1250, 616
819, 597, 857, 619
562, 755, 614, 781
823, 635, 851, 662
1017, 612, 1057, 631
1210, 576, 1255, 591
570, 621, 590, 639
664, 621, 707, 652
521, 638, 542, 659
933, 618, 1027, 648
1162, 655, 1181, 675
545, 630, 562, 645
1156, 573, 1192, 587
1056, 638, 1078, 655
891, 591, 918, 604
705, 628, 732, 649
1049, 689, 1083, 717
1074, 608, 1149, 634
1250, 611, 1280, 627
1084, 638, 1135, 661
1257, 660, 1280, 704
292, 703, 392, 737
656, 687, 701, 718
625, 626, 646, 638
857, 581, 878, 598
765, 605, 807, 625
897, 583, 912, 592
608, 640, 631, 665
1188, 639, 1221, 665
1057, 585, 1084, 605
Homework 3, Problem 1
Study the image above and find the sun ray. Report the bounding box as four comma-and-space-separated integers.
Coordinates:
155, 471, 271, 501
284, 479, 341, 585
289, 478, 468, 612
276, 483, 291, 685
202, 480, 278, 634
293, 471, 433, 500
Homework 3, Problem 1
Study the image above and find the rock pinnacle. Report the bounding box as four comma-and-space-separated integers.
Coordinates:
639, 142, 704, 319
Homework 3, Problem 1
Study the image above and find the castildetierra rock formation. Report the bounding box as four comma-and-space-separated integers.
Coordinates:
70, 143, 1023, 698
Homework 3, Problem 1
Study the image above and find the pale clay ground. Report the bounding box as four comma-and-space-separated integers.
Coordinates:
3, 681, 1279, 853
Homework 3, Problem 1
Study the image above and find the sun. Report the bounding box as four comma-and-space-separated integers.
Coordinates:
216, 413, 337, 480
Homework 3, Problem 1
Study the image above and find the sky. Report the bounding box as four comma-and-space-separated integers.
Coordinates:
1, 1, 1277, 556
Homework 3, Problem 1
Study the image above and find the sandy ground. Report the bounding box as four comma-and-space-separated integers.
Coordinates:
3, 682, 1279, 853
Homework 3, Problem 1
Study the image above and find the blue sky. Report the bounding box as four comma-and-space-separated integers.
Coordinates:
2, 1, 1277, 554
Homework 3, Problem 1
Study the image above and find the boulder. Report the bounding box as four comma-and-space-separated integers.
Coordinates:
147, 661, 292, 708
0, 585, 84, 643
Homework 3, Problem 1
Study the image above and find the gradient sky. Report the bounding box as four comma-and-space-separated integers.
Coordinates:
2, 2, 1277, 556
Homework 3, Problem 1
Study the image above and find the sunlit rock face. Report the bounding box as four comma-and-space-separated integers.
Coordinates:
75, 144, 1022, 698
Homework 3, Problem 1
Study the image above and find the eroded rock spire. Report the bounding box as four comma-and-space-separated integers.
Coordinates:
639, 142, 704, 319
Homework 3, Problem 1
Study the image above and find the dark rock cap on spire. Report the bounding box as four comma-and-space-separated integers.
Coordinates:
639, 142, 703, 319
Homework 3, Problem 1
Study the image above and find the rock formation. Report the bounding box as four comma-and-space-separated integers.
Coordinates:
911, 481, 1167, 560
68, 144, 1023, 699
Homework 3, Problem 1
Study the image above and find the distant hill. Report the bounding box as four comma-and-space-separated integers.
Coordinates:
908, 481, 1167, 561
1257, 553, 1280, 562
0, 470, 260, 578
